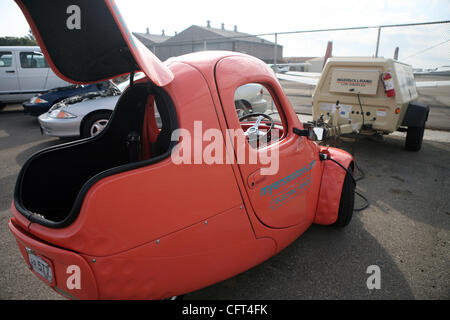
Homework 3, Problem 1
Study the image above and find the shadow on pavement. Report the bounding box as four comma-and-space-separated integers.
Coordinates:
186, 216, 414, 299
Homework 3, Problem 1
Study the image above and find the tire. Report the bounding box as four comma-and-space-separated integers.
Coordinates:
81, 111, 111, 138
333, 171, 355, 228
405, 126, 425, 152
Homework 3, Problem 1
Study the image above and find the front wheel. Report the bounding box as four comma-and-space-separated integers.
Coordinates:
81, 111, 111, 138
405, 126, 425, 152
333, 171, 355, 228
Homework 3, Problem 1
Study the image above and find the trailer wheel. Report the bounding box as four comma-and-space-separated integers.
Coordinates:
333, 171, 355, 228
405, 126, 425, 152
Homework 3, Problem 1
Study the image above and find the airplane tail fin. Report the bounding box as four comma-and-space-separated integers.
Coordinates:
323, 41, 333, 68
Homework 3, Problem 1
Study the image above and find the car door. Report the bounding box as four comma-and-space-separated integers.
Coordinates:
0, 50, 20, 97
17, 50, 49, 94
44, 68, 71, 90
215, 55, 322, 229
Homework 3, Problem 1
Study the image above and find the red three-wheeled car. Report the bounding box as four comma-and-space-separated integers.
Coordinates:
8, 0, 355, 299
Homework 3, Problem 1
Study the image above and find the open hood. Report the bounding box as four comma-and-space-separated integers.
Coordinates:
15, 0, 173, 87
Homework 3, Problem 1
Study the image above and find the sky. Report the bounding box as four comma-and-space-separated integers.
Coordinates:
0, 0, 449, 68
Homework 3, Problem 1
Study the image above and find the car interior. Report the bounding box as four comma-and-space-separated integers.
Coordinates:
15, 82, 178, 227
236, 83, 286, 148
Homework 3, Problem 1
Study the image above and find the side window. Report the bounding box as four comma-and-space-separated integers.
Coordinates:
154, 103, 163, 129
0, 51, 12, 67
234, 83, 287, 148
19, 52, 49, 69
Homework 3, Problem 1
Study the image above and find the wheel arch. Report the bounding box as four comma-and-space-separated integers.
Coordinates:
401, 102, 430, 127
314, 147, 354, 226
80, 109, 113, 130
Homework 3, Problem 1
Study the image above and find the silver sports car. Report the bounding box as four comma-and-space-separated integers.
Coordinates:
38, 81, 126, 138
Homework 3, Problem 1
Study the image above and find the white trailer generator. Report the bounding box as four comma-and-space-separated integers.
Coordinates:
312, 57, 430, 151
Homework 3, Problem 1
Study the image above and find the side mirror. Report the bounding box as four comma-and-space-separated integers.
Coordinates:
294, 124, 326, 142
311, 127, 325, 141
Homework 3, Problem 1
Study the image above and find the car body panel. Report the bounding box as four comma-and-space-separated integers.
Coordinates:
12, 52, 354, 302
8, 218, 99, 300
314, 146, 354, 225
15, 0, 173, 86
10, 0, 354, 300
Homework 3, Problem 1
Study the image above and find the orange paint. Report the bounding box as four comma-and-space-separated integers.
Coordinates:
9, 0, 354, 300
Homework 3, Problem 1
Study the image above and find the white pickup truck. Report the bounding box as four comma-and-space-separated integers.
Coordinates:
0, 46, 70, 109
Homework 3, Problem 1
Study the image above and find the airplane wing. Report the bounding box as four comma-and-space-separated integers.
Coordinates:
276, 72, 320, 86
277, 71, 450, 88
285, 71, 322, 78
415, 81, 450, 88
269, 63, 311, 68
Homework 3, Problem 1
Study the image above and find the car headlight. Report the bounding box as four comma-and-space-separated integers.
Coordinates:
30, 97, 48, 104
48, 110, 77, 119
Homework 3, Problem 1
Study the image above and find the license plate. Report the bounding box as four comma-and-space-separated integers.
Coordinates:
28, 249, 53, 284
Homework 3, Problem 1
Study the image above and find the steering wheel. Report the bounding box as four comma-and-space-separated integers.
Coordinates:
239, 113, 275, 142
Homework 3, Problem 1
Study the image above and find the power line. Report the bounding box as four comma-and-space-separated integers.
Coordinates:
156, 20, 450, 47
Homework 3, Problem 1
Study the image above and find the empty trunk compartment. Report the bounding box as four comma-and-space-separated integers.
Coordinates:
14, 83, 178, 228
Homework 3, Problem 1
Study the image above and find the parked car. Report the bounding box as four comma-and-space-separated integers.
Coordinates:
0, 46, 70, 109
38, 80, 126, 138
39, 81, 267, 139
234, 83, 267, 116
23, 82, 111, 116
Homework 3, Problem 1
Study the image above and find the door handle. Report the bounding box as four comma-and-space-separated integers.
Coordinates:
248, 169, 266, 189
6, 70, 15, 73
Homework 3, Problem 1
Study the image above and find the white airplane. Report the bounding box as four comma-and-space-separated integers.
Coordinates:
268, 62, 311, 73
275, 42, 450, 88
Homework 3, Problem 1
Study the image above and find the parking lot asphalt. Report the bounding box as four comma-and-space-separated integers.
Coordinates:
0, 100, 449, 300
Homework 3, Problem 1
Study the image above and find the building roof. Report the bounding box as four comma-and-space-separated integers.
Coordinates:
164, 25, 277, 46
133, 32, 171, 46
199, 26, 275, 45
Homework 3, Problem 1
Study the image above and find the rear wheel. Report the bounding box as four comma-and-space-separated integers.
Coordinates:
405, 126, 425, 151
81, 111, 111, 138
333, 171, 355, 228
